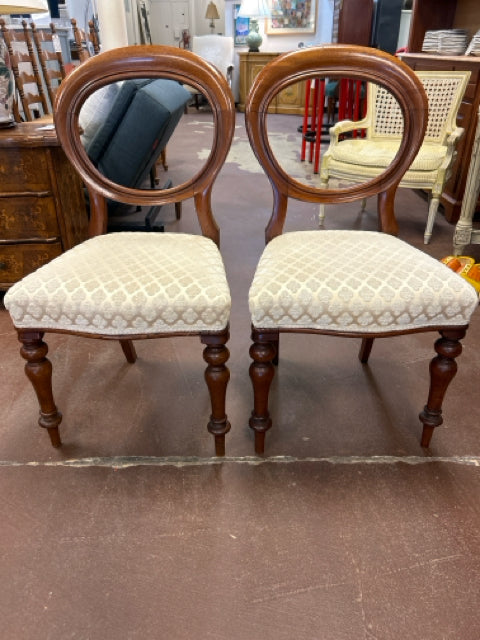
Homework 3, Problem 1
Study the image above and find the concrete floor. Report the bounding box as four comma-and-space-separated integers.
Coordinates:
1, 113, 480, 638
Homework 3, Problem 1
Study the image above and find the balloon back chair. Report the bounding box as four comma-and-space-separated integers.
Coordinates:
318, 70, 470, 244
245, 45, 478, 455
4, 45, 235, 456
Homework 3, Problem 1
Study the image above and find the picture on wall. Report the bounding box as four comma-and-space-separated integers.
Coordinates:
234, 3, 250, 45
266, 0, 317, 34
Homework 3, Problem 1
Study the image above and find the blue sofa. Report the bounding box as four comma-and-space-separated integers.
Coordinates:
80, 78, 191, 230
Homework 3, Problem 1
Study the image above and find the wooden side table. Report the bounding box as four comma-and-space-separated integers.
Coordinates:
0, 120, 88, 290
453, 107, 480, 255
237, 51, 306, 115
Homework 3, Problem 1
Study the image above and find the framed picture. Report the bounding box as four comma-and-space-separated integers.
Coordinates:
234, 3, 250, 46
266, 0, 317, 35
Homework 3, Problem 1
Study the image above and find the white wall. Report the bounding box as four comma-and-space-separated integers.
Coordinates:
224, 0, 333, 48
194, 0, 226, 36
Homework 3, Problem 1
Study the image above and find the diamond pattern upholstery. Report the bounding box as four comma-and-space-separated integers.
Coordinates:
5, 233, 231, 335
3, 45, 236, 456
249, 230, 478, 332
244, 45, 478, 455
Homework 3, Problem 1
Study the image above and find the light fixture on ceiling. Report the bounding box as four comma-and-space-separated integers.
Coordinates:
238, 0, 270, 52
205, 2, 220, 34
0, 0, 49, 127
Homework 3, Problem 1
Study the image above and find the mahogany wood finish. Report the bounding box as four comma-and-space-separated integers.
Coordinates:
245, 45, 470, 454
14, 46, 235, 455
19, 331, 62, 448
0, 120, 88, 289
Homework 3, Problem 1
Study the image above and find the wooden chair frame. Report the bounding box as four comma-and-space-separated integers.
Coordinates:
245, 45, 472, 454
11, 46, 236, 455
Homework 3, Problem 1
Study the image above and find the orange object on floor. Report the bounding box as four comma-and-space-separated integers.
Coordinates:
441, 256, 480, 293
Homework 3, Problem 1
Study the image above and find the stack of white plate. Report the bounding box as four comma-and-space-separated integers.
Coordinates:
422, 30, 440, 52
422, 29, 469, 55
465, 30, 480, 56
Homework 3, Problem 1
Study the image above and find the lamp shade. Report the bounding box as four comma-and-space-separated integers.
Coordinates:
237, 0, 270, 18
205, 2, 220, 20
0, 0, 49, 12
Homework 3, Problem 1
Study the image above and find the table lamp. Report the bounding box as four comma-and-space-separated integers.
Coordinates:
205, 2, 219, 34
0, 0, 49, 127
238, 0, 270, 52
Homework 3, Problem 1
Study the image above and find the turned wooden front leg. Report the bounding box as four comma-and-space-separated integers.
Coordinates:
18, 330, 62, 448
419, 328, 466, 447
249, 328, 278, 455
201, 329, 231, 457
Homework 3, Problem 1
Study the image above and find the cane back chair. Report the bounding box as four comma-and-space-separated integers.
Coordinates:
245, 45, 478, 454
319, 70, 470, 244
4, 46, 235, 455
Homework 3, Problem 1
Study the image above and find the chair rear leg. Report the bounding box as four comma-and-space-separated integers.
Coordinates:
120, 339, 137, 363
358, 337, 375, 363
201, 329, 231, 456
249, 328, 278, 455
18, 330, 62, 447
419, 328, 466, 447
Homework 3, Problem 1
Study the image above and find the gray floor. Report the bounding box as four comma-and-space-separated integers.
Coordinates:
1, 113, 480, 639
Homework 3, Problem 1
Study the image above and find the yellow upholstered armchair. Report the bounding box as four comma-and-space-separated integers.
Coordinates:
319, 71, 470, 244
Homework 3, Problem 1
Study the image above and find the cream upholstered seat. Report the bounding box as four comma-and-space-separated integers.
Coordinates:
6, 233, 230, 335
245, 45, 478, 455
318, 71, 471, 244
4, 45, 235, 456
250, 230, 476, 333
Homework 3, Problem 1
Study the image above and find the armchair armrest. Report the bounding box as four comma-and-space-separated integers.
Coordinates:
446, 126, 464, 149
440, 126, 464, 170
328, 117, 369, 144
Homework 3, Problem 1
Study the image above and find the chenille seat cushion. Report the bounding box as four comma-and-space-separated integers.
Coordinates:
249, 230, 478, 333
4, 233, 231, 335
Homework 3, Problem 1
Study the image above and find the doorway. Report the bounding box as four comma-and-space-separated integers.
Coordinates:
149, 0, 190, 46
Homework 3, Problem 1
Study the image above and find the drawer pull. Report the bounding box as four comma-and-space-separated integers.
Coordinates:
0, 261, 6, 270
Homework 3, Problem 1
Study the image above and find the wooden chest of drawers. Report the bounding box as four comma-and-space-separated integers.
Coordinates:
0, 121, 88, 290
237, 52, 306, 115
